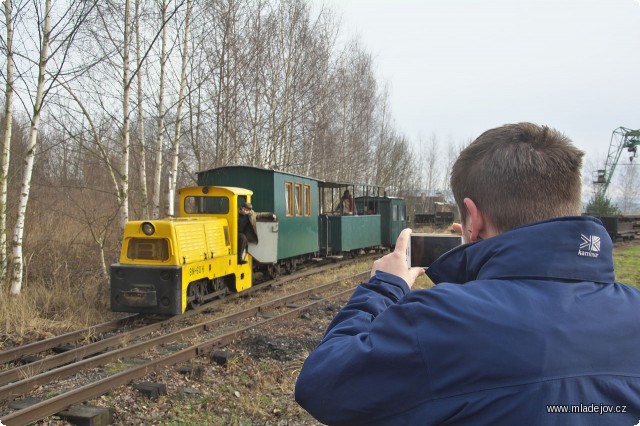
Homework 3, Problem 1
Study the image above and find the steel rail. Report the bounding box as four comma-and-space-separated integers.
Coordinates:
0, 271, 368, 400
0, 314, 139, 365
1, 279, 363, 426
0, 315, 174, 387
0, 257, 367, 386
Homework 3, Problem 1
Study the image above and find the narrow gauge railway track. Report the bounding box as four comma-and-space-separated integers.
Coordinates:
0, 260, 372, 425
0, 314, 140, 366
0, 254, 377, 382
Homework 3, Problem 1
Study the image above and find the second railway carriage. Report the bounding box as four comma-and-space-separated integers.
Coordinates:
355, 195, 407, 247
317, 180, 382, 257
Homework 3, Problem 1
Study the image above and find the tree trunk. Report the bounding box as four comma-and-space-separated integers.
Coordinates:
118, 0, 131, 232
152, 0, 167, 219
0, 0, 14, 289
10, 0, 51, 295
167, 0, 191, 217
135, 0, 149, 219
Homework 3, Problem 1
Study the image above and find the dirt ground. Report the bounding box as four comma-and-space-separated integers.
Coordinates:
91, 301, 343, 426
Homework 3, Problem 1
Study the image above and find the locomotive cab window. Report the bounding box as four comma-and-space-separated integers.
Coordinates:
184, 196, 229, 214
127, 238, 169, 261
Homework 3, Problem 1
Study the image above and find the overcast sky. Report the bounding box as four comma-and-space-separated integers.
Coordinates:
312, 0, 640, 174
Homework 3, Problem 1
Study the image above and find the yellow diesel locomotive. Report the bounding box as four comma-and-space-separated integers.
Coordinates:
110, 186, 278, 315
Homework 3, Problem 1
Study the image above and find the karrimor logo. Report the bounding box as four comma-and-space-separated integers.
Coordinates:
578, 234, 600, 258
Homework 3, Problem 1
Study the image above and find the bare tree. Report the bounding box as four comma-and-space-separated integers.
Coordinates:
0, 0, 15, 288
300, 9, 336, 177
372, 86, 395, 186
440, 136, 469, 199
371, 89, 419, 193
167, 0, 191, 216
244, 0, 269, 168
617, 164, 640, 214
0, 0, 424, 304
209, 0, 243, 168
422, 133, 441, 196
10, 0, 52, 294
135, 0, 149, 218
2, 0, 97, 294
117, 0, 132, 232
151, 0, 167, 219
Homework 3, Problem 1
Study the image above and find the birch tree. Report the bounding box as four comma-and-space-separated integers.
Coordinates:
151, 0, 167, 219
167, 0, 191, 216
617, 164, 640, 214
3, 0, 97, 293
117, 0, 132, 232
0, 0, 14, 288
10, 0, 51, 294
422, 133, 441, 196
135, 0, 149, 219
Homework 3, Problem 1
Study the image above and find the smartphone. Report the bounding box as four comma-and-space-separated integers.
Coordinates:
407, 233, 462, 268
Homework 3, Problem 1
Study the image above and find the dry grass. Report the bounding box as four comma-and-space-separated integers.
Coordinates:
0, 271, 109, 348
0, 185, 119, 347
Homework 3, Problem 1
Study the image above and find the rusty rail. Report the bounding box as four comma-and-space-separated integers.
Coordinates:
0, 269, 369, 425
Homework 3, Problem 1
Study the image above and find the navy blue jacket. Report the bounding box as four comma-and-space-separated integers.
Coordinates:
295, 217, 640, 425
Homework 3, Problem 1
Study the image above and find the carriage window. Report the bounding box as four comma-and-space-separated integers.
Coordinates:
304, 185, 311, 216
399, 205, 405, 221
285, 182, 293, 216
295, 183, 302, 216
393, 205, 398, 221
184, 196, 229, 214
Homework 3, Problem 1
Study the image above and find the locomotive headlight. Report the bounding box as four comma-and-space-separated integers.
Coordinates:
141, 222, 155, 236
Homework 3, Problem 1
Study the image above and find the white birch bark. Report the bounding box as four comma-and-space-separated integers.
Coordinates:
10, 0, 51, 295
152, 0, 167, 219
167, 0, 191, 217
0, 0, 14, 288
135, 0, 149, 218
119, 0, 132, 232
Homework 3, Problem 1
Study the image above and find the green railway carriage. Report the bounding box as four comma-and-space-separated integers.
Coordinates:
356, 196, 407, 247
317, 182, 395, 256
319, 214, 382, 254
198, 166, 320, 263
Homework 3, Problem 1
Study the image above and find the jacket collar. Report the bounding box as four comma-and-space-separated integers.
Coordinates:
426, 216, 615, 285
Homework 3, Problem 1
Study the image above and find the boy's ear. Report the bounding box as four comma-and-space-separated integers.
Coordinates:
463, 198, 486, 242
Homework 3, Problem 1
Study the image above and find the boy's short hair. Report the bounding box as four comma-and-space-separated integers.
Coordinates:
451, 122, 584, 232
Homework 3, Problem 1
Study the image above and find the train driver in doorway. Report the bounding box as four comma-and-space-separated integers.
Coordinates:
237, 202, 276, 264
340, 189, 354, 215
